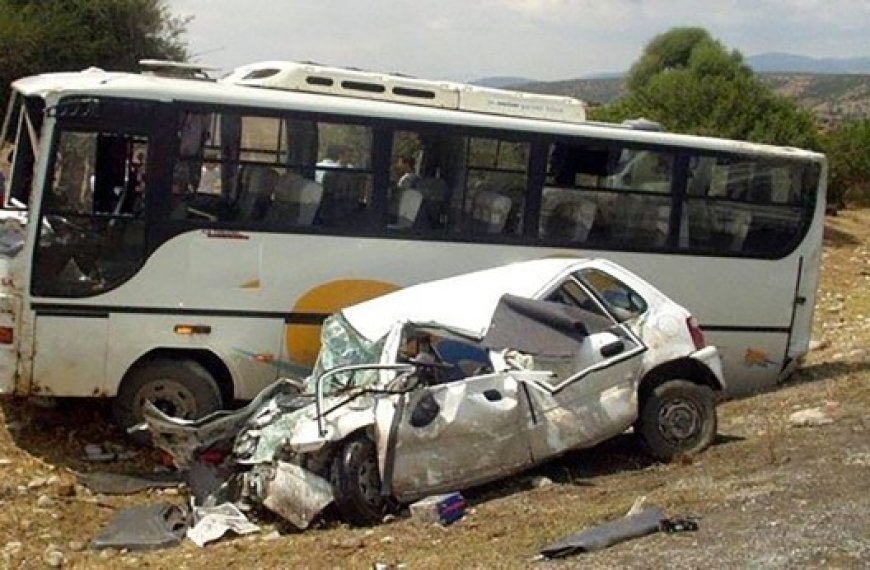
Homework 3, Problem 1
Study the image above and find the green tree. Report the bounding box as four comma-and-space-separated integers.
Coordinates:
591, 27, 821, 150
824, 119, 870, 207
0, 0, 190, 111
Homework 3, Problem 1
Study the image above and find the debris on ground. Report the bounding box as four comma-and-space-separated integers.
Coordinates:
76, 471, 184, 495
409, 493, 467, 526
82, 442, 139, 462
539, 506, 666, 558
187, 503, 260, 547
90, 503, 189, 552
788, 405, 837, 427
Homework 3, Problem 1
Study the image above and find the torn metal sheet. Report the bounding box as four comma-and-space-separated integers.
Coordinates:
143, 378, 308, 468
540, 506, 666, 558
90, 503, 189, 551
247, 461, 334, 529
187, 503, 260, 547
483, 294, 613, 356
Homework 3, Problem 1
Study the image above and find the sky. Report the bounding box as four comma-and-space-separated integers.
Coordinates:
166, 0, 870, 82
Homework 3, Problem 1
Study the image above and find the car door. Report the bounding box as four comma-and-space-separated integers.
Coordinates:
522, 274, 647, 461
386, 371, 533, 501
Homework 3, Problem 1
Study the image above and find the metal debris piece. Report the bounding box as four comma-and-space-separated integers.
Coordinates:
539, 506, 665, 558
90, 503, 189, 551
248, 462, 334, 530
76, 471, 184, 495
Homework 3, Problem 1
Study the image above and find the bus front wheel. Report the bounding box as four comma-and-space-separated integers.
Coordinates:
112, 358, 223, 444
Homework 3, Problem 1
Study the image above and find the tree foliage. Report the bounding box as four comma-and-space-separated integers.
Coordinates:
591, 27, 821, 150
823, 119, 870, 206
0, 0, 190, 110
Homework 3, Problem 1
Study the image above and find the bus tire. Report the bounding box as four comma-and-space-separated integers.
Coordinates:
331, 435, 394, 526
635, 379, 716, 462
112, 358, 223, 445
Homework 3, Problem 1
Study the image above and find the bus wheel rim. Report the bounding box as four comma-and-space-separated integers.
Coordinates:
136, 381, 197, 419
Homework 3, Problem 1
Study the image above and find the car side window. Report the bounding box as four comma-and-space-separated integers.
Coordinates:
576, 268, 647, 322
544, 277, 612, 335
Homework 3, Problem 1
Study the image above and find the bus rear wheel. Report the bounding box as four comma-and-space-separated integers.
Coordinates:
112, 358, 223, 444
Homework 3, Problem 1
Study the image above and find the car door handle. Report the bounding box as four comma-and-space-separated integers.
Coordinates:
483, 389, 502, 402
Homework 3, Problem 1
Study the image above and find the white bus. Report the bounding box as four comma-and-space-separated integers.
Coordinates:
0, 61, 825, 431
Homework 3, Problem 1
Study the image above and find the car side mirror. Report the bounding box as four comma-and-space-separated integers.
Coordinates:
600, 339, 625, 358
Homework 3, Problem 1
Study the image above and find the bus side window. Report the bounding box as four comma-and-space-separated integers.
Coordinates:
681, 155, 808, 255
312, 123, 373, 229
461, 137, 528, 236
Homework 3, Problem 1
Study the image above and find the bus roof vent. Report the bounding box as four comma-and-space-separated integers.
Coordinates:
222, 61, 586, 123
139, 59, 217, 80
621, 118, 662, 131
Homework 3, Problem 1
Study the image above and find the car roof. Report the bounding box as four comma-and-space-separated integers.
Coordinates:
342, 258, 594, 342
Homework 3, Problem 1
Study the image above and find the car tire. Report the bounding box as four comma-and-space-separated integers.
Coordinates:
636, 379, 716, 462
331, 435, 393, 526
112, 358, 223, 445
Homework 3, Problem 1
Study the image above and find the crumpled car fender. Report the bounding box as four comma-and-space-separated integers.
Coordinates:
287, 403, 380, 454
142, 378, 306, 468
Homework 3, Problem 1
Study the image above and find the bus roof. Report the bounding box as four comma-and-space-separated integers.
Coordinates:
11, 66, 825, 163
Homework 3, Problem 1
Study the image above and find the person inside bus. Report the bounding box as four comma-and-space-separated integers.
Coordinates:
197, 150, 221, 195
179, 112, 211, 190
315, 144, 350, 183
395, 155, 420, 189
169, 163, 191, 220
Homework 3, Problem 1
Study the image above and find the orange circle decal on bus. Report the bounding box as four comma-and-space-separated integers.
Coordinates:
286, 279, 400, 367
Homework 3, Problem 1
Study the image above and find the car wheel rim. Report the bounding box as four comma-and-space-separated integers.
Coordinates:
658, 398, 701, 445
357, 454, 382, 508
135, 381, 198, 419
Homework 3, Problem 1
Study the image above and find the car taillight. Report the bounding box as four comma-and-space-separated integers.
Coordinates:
687, 317, 705, 350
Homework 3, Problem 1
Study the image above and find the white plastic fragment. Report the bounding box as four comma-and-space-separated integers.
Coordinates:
187, 503, 260, 547
788, 407, 834, 427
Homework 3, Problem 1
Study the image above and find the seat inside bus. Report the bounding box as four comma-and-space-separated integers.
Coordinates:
470, 190, 512, 234
237, 165, 278, 221
392, 188, 424, 229
265, 172, 323, 226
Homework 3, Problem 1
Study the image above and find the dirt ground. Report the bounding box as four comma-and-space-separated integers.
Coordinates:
1, 210, 868, 569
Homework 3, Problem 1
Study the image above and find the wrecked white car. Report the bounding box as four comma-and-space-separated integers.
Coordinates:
144, 258, 724, 529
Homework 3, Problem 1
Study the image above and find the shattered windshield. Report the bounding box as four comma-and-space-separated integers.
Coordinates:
305, 313, 386, 394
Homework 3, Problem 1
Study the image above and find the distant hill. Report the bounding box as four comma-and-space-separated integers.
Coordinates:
508, 73, 870, 124
511, 76, 625, 105
760, 73, 870, 125
747, 53, 870, 74
471, 76, 534, 88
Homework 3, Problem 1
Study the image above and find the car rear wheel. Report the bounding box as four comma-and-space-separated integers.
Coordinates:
112, 358, 223, 445
636, 379, 716, 462
331, 435, 394, 526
